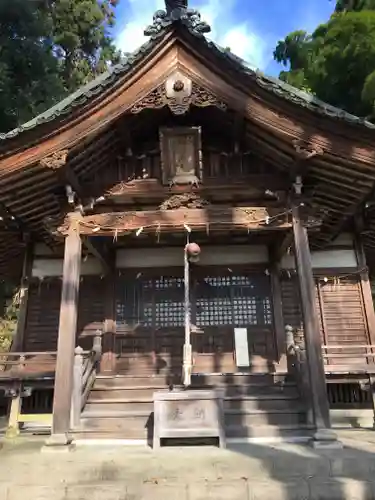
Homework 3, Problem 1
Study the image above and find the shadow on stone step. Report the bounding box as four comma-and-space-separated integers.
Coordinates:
146, 411, 154, 448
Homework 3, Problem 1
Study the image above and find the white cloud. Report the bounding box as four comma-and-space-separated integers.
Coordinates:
216, 25, 268, 70
115, 0, 270, 71
115, 0, 165, 54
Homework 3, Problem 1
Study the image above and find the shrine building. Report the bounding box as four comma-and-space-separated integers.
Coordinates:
1, 1, 375, 447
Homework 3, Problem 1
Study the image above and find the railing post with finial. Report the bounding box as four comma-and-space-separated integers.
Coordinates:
92, 330, 103, 364
285, 325, 294, 353
285, 325, 296, 375
71, 346, 84, 429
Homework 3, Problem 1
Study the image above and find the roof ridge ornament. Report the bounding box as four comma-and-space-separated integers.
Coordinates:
144, 0, 211, 38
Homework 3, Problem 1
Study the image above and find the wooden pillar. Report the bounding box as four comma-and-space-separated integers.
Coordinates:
292, 205, 340, 447
270, 262, 286, 368
49, 214, 82, 444
354, 236, 375, 345
101, 253, 116, 372
13, 240, 33, 352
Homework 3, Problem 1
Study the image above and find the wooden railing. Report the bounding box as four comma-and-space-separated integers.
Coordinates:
286, 325, 375, 426
0, 351, 57, 375
70, 331, 102, 429
322, 345, 375, 373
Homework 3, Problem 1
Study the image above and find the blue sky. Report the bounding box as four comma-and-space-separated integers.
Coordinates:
113, 0, 335, 76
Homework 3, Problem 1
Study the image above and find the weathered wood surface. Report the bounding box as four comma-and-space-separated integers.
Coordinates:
94, 174, 289, 200
55, 207, 294, 236
292, 204, 332, 431
52, 214, 82, 437
0, 352, 57, 379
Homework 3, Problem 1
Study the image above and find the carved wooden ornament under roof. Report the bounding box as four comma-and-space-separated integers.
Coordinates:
40, 149, 68, 170
130, 71, 227, 115
292, 139, 324, 161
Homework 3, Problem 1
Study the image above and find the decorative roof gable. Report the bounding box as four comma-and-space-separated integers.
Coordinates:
1, 0, 375, 144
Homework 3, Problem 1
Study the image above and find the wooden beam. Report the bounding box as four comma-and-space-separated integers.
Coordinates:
292, 204, 338, 446
103, 175, 290, 199
55, 207, 300, 237
49, 212, 82, 444
83, 237, 110, 275
12, 239, 33, 352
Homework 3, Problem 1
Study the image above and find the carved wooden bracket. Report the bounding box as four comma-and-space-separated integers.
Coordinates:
159, 193, 210, 210
292, 139, 324, 161
130, 71, 227, 115
40, 149, 69, 170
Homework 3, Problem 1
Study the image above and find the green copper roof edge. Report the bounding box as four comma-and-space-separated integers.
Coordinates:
0, 36, 159, 141
1, 18, 374, 142
207, 39, 375, 130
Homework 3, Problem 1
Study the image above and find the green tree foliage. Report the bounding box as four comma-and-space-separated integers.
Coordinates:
0, 283, 19, 352
0, 0, 64, 132
273, 31, 312, 90
273, 9, 375, 119
50, 0, 121, 92
335, 0, 375, 12
0, 0, 121, 133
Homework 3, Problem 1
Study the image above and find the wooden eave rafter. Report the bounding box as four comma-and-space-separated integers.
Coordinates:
2, 27, 375, 177
174, 28, 375, 145
0, 32, 178, 174
173, 44, 375, 165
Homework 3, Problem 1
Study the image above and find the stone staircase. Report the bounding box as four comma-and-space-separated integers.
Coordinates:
75, 372, 312, 442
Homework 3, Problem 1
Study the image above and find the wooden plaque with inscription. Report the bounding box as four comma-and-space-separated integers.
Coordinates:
159, 126, 202, 186
153, 389, 225, 448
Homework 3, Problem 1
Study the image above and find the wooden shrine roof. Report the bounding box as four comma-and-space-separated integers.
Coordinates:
1, 4, 375, 278
1, 14, 375, 145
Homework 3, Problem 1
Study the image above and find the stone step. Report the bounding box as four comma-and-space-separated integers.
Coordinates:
191, 373, 291, 385
89, 384, 299, 400
85, 394, 301, 414
82, 404, 306, 427
224, 424, 313, 438
95, 372, 292, 388
225, 409, 307, 427
75, 421, 311, 441
95, 374, 175, 388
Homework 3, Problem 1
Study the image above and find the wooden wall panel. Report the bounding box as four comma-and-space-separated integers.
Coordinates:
24, 280, 61, 351
280, 274, 370, 357
318, 277, 369, 346
76, 276, 106, 350
24, 277, 105, 352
